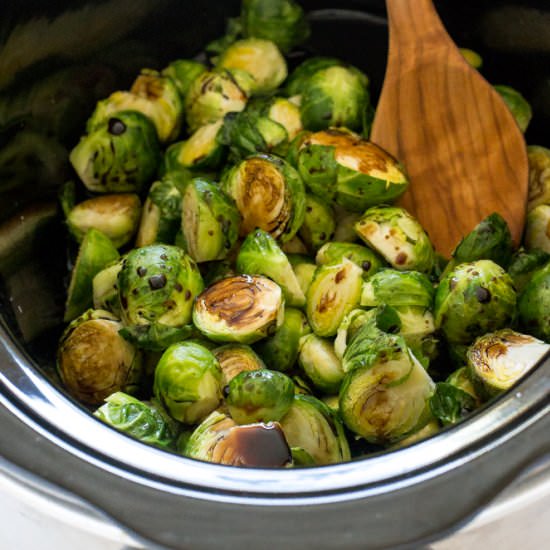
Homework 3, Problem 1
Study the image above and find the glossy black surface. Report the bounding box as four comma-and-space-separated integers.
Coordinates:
0, 1, 549, 548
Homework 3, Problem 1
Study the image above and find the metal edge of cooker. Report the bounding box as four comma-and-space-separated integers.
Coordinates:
0, 1, 549, 548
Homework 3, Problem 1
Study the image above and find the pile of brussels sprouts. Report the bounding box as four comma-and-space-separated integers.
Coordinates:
56, 0, 550, 468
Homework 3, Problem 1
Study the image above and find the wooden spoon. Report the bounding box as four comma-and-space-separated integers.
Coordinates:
371, 0, 528, 257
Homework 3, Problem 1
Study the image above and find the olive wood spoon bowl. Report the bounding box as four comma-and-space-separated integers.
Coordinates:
371, 0, 528, 257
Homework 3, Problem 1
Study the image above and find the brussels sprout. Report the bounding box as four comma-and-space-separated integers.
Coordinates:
57, 309, 142, 405
66, 194, 141, 248
254, 307, 309, 372
64, 229, 120, 323
494, 84, 532, 133
288, 254, 317, 296
434, 260, 517, 345
360, 269, 435, 309
355, 206, 435, 273
459, 48, 483, 69
220, 97, 302, 161
518, 261, 550, 341
118, 324, 196, 353
282, 236, 309, 255
166, 120, 226, 172
447, 213, 514, 271
241, 0, 310, 54
94, 392, 175, 448
87, 70, 183, 143
467, 329, 549, 398
161, 59, 207, 101
118, 244, 204, 328
527, 145, 550, 212
280, 394, 350, 465
316, 241, 385, 279
285, 129, 312, 168
92, 260, 123, 316
135, 173, 187, 247
297, 130, 409, 212
429, 383, 477, 426
334, 308, 375, 359
221, 153, 306, 242
185, 69, 251, 133
193, 274, 284, 344
153, 341, 222, 424
226, 369, 295, 424
339, 333, 435, 444
213, 344, 265, 386
300, 65, 370, 132
298, 194, 335, 252
184, 410, 292, 467
236, 229, 305, 307
298, 334, 344, 394
392, 420, 440, 448
332, 206, 362, 243
70, 111, 160, 194
217, 38, 287, 96
306, 258, 363, 337
285, 58, 341, 98
446, 366, 481, 405
508, 248, 550, 293
181, 178, 241, 263
291, 447, 316, 466
525, 205, 550, 253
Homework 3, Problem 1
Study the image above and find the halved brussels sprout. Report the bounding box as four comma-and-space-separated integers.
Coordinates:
94, 392, 175, 448
135, 172, 187, 247
288, 254, 317, 296
254, 307, 309, 372
70, 111, 160, 194
87, 70, 183, 143
518, 261, 550, 341
162, 59, 207, 101
181, 178, 241, 263
67, 194, 141, 248
153, 341, 222, 424
193, 274, 284, 344
57, 309, 142, 405
316, 241, 385, 279
280, 394, 350, 465
525, 204, 550, 253
184, 411, 292, 467
213, 344, 265, 386
340, 333, 435, 444
236, 229, 305, 307
226, 369, 295, 424
360, 269, 434, 309
298, 333, 344, 394
306, 258, 363, 337
118, 244, 204, 327
166, 120, 225, 172
355, 206, 435, 273
297, 130, 409, 212
92, 259, 123, 316
459, 48, 483, 69
467, 329, 549, 397
494, 84, 532, 133
220, 96, 302, 161
217, 38, 287, 95
298, 194, 335, 252
448, 213, 514, 271
527, 145, 550, 212
241, 0, 310, 54
222, 153, 306, 242
185, 69, 251, 133
392, 420, 440, 448
334, 308, 374, 360
434, 260, 517, 345
508, 248, 550, 293
299, 65, 370, 132
64, 229, 120, 322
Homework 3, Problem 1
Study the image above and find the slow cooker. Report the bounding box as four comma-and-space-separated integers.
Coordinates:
0, 1, 549, 548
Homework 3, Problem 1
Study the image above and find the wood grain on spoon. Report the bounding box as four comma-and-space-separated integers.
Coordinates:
371, 0, 528, 257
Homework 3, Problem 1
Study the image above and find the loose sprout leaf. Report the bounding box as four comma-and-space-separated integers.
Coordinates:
429, 382, 477, 426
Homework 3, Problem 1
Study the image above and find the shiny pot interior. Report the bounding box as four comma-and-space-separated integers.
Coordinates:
0, 1, 549, 548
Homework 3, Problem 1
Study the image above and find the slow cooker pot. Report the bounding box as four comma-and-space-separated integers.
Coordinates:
0, 1, 549, 548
